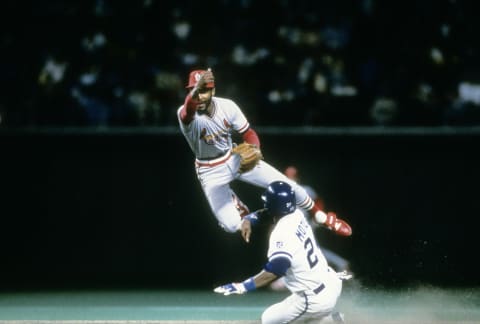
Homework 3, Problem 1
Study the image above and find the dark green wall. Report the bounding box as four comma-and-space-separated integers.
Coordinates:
1, 131, 479, 290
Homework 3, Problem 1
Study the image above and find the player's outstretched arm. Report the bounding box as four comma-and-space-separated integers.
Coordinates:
214, 270, 278, 296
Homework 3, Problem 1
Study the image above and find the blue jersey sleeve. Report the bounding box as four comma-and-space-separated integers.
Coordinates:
264, 256, 291, 277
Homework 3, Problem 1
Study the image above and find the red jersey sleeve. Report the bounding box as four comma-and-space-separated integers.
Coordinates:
241, 128, 261, 148
179, 93, 198, 124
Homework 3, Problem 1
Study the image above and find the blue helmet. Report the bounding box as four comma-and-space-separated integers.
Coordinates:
262, 181, 296, 217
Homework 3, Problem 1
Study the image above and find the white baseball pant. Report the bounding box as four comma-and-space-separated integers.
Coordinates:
195, 153, 314, 232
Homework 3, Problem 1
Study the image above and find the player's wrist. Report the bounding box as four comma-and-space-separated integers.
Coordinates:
242, 277, 256, 292
243, 212, 259, 226
189, 86, 199, 98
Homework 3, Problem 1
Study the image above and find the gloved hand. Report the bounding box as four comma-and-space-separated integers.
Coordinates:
214, 282, 247, 296
232, 142, 263, 173
214, 277, 256, 296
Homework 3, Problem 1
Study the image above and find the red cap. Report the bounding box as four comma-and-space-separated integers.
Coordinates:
186, 69, 215, 89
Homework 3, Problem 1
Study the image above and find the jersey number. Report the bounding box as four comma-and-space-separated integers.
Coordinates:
304, 237, 318, 268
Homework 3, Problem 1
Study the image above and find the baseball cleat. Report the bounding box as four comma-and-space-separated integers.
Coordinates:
323, 212, 352, 237
331, 217, 352, 236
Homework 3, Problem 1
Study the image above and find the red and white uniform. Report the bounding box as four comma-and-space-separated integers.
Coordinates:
177, 96, 316, 233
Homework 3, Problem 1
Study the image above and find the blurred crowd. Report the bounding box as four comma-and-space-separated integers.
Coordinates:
1, 0, 480, 127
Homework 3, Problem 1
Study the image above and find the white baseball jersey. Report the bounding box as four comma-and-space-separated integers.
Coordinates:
267, 209, 329, 293
177, 96, 249, 160
262, 209, 343, 323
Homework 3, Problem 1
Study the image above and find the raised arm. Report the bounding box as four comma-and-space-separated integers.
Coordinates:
179, 92, 199, 124
179, 69, 215, 124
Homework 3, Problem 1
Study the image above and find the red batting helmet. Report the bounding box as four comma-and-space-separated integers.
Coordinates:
185, 69, 215, 89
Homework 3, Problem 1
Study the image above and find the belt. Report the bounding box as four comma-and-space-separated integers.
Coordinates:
195, 150, 232, 167
202, 150, 230, 161
313, 283, 325, 294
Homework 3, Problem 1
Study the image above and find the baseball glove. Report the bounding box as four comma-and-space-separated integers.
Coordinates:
232, 142, 263, 173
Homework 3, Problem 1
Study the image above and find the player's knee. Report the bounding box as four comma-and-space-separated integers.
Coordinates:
216, 207, 242, 233
289, 181, 306, 196
261, 310, 277, 324
261, 312, 268, 324
219, 220, 239, 233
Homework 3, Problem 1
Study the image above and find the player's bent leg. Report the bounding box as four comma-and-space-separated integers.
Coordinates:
236, 160, 315, 212
238, 160, 313, 209
261, 294, 308, 324
238, 161, 352, 236
231, 192, 250, 217
203, 184, 244, 233
217, 202, 245, 233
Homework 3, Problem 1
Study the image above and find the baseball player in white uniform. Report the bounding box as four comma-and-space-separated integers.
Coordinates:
215, 181, 350, 323
177, 68, 352, 243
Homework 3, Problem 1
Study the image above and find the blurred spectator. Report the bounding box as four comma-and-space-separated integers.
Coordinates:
1, 0, 479, 127
35, 52, 78, 126
38, 55, 69, 88
70, 64, 111, 126
369, 96, 399, 126
444, 81, 480, 125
